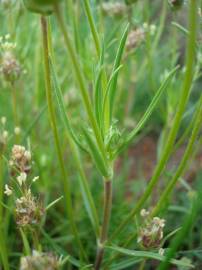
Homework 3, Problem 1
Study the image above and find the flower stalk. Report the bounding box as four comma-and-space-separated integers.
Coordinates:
94, 179, 112, 270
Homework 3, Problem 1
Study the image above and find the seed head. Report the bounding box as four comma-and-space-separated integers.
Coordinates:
10, 145, 32, 173
101, 2, 128, 17
15, 190, 44, 227
17, 172, 27, 186
138, 209, 166, 249
0, 51, 21, 83
126, 28, 145, 51
20, 250, 60, 270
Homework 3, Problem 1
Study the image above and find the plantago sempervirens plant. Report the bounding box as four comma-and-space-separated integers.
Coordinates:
7, 0, 200, 269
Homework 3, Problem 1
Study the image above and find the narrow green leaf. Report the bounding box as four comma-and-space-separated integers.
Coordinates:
116, 65, 179, 156
94, 42, 105, 128
103, 65, 123, 118
109, 24, 129, 117
172, 22, 189, 35
41, 228, 81, 268
110, 258, 142, 270
82, 127, 110, 177
94, 66, 104, 129
49, 58, 87, 152
46, 196, 63, 211
19, 228, 31, 256
106, 246, 194, 268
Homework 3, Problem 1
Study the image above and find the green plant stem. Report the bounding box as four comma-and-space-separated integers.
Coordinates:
11, 83, 19, 128
19, 228, 31, 256
54, 4, 108, 163
31, 229, 41, 252
94, 180, 112, 270
40, 16, 86, 261
151, 94, 202, 217
0, 153, 9, 270
67, 134, 100, 237
138, 259, 146, 270
66, 0, 80, 52
110, 0, 198, 241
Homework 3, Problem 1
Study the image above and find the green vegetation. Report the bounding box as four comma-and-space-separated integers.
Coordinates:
0, 0, 202, 269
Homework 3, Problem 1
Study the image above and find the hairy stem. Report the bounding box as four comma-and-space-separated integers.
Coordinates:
11, 83, 19, 128
94, 180, 112, 270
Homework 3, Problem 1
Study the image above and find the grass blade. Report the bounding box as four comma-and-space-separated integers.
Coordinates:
103, 65, 123, 119
115, 65, 179, 156
106, 246, 194, 268
49, 59, 87, 152
109, 24, 129, 118
94, 66, 104, 130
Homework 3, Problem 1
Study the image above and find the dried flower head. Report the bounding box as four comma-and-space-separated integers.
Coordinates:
20, 250, 60, 270
101, 2, 128, 17
7, 145, 44, 228
15, 189, 44, 227
0, 35, 22, 83
126, 28, 145, 51
10, 145, 32, 174
0, 51, 21, 83
137, 209, 166, 249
